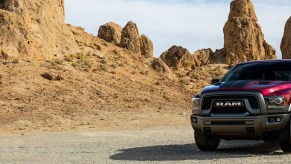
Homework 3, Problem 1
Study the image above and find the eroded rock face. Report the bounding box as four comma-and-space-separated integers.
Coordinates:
0, 0, 78, 60
210, 48, 227, 64
120, 21, 141, 54
281, 17, 291, 59
97, 22, 122, 45
152, 58, 171, 74
223, 0, 276, 65
228, 0, 257, 20
160, 46, 197, 71
140, 34, 153, 58
193, 48, 213, 66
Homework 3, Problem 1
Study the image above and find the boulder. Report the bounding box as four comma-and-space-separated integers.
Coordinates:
152, 58, 171, 74
160, 46, 197, 71
120, 21, 141, 54
193, 48, 213, 66
97, 22, 122, 45
281, 17, 291, 59
223, 0, 276, 65
140, 34, 153, 58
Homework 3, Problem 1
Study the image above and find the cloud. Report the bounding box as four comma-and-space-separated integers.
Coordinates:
65, 0, 291, 58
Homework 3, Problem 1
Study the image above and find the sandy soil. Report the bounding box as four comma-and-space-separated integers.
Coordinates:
0, 38, 227, 133
0, 125, 290, 163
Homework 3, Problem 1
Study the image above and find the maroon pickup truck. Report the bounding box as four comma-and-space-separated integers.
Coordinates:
191, 60, 291, 152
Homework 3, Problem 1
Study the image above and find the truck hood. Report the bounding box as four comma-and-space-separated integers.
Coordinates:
201, 80, 291, 96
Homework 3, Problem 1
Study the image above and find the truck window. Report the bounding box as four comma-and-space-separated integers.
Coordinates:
223, 62, 291, 82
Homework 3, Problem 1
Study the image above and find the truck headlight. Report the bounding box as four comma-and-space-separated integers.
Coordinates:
192, 95, 201, 114
265, 96, 288, 112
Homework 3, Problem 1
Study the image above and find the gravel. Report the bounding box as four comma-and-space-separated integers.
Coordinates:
0, 125, 291, 163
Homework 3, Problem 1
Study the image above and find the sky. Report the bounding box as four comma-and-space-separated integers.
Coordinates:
65, 0, 291, 59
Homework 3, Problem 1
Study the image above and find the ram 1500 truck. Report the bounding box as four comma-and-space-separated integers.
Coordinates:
191, 60, 291, 152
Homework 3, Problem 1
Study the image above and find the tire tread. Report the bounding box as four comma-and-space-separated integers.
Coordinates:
194, 131, 220, 151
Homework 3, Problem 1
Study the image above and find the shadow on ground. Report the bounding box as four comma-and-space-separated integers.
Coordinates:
110, 141, 284, 161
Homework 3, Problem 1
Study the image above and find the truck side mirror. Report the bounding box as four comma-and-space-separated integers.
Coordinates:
211, 78, 220, 85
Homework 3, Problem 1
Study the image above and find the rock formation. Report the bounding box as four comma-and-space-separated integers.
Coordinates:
140, 35, 153, 58
281, 17, 291, 59
193, 49, 213, 66
152, 58, 171, 74
160, 46, 198, 71
223, 0, 276, 65
210, 49, 227, 64
0, 0, 79, 60
120, 21, 141, 54
97, 22, 122, 45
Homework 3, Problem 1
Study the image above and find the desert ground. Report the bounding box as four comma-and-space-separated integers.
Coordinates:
0, 125, 291, 163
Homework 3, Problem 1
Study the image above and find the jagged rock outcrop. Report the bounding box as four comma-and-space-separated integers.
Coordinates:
97, 22, 122, 45
152, 58, 171, 74
193, 49, 213, 66
224, 0, 276, 65
0, 0, 79, 60
160, 46, 198, 71
120, 21, 141, 54
152, 58, 175, 80
119, 21, 154, 57
281, 17, 291, 59
140, 35, 153, 58
210, 48, 227, 64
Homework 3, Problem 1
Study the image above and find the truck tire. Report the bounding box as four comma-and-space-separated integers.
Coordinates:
194, 131, 220, 151
279, 119, 291, 152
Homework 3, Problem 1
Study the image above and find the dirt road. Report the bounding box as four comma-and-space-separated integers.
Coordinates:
0, 125, 290, 163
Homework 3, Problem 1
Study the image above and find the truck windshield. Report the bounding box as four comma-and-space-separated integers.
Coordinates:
223, 62, 291, 82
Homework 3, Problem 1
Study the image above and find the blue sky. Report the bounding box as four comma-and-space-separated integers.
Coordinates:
65, 0, 291, 59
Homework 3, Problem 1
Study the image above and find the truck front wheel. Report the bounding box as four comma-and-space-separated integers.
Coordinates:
279, 119, 291, 152
194, 131, 220, 151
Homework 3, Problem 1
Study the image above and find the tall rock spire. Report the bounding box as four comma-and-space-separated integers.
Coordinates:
223, 0, 276, 65
281, 17, 291, 59
120, 21, 141, 54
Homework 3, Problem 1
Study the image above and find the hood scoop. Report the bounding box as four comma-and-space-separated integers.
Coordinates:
219, 80, 253, 88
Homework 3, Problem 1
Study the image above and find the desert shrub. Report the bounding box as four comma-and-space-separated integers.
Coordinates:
97, 64, 109, 72
43, 59, 64, 70
64, 55, 73, 62
68, 53, 94, 71
100, 58, 107, 64
111, 64, 117, 69
112, 49, 119, 55
72, 60, 92, 71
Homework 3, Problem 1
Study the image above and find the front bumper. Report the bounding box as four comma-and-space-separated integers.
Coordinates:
191, 114, 290, 136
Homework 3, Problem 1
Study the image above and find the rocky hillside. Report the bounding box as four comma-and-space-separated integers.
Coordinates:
0, 2, 219, 132
0, 0, 284, 132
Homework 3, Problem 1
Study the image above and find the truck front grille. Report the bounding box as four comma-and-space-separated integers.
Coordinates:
211, 105, 247, 114
202, 95, 260, 114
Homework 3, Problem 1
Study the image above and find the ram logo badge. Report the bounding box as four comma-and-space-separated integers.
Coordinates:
214, 101, 244, 107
